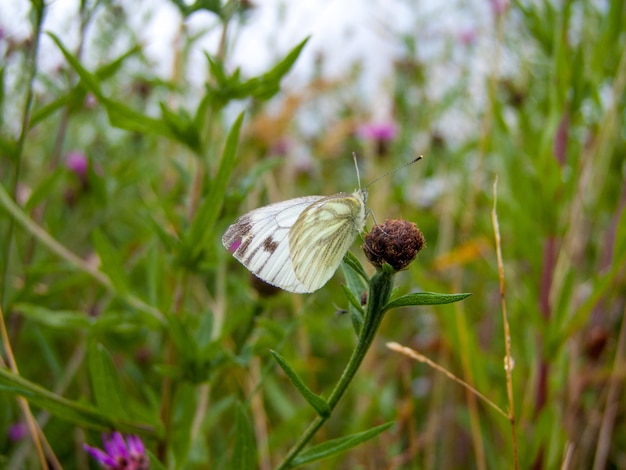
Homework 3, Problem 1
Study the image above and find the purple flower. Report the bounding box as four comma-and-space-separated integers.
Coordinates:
357, 122, 397, 158
8, 422, 28, 441
490, 0, 508, 16
357, 122, 397, 142
84, 432, 148, 470
64, 151, 89, 179
459, 28, 477, 46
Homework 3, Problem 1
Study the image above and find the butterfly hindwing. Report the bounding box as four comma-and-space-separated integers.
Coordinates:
222, 196, 325, 293
289, 191, 367, 291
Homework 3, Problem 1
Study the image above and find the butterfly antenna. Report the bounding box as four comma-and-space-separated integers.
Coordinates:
365, 155, 424, 189
352, 152, 362, 190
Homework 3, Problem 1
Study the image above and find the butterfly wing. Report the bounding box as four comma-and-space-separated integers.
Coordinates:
222, 196, 325, 293
288, 191, 367, 292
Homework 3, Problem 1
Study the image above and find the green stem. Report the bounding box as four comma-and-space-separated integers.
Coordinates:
1, 1, 45, 310
276, 264, 395, 469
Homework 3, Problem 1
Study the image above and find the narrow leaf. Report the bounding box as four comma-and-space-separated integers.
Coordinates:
103, 97, 174, 138
341, 285, 364, 316
383, 292, 471, 312
30, 45, 140, 128
186, 112, 244, 261
247, 37, 309, 100
0, 368, 154, 435
293, 422, 394, 466
342, 251, 369, 283
92, 230, 130, 295
15, 303, 92, 330
88, 343, 131, 421
47, 32, 103, 99
229, 404, 257, 470
48, 33, 176, 139
24, 169, 63, 212
159, 102, 201, 152
269, 350, 330, 418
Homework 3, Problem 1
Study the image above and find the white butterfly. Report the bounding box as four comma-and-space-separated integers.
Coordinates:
222, 189, 367, 293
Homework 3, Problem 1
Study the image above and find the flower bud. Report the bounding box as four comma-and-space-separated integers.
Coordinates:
362, 219, 425, 271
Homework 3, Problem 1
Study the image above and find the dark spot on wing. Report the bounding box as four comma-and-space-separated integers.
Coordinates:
263, 236, 279, 254
238, 236, 252, 256
236, 216, 253, 236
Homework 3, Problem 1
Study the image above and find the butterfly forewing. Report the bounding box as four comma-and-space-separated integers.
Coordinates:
222, 196, 324, 293
289, 191, 367, 291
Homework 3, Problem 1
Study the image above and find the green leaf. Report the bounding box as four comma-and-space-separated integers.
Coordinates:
0, 367, 155, 435
245, 37, 310, 101
269, 350, 330, 417
103, 98, 174, 138
171, 0, 222, 18
96, 45, 141, 80
147, 451, 167, 470
92, 230, 130, 295
205, 38, 309, 105
0, 136, 17, 160
341, 285, 364, 316
166, 314, 198, 361
47, 32, 103, 100
196, 311, 215, 357
15, 303, 93, 330
184, 112, 244, 264
93, 310, 159, 334
292, 422, 394, 466
24, 169, 63, 212
169, 384, 197, 466
88, 343, 131, 421
341, 252, 368, 335
48, 33, 176, 139
383, 292, 471, 312
206, 54, 229, 87
342, 251, 369, 283
230, 404, 257, 470
29, 45, 140, 128
159, 102, 201, 153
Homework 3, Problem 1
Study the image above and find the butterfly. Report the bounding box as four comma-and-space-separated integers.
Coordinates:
222, 155, 421, 293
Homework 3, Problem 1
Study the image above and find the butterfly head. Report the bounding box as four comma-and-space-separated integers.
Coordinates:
357, 188, 368, 204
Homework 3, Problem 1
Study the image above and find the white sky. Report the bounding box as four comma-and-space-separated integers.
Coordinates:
1, 0, 505, 137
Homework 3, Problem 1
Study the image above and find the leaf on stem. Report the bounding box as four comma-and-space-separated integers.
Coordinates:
292, 422, 394, 466
269, 350, 330, 418
383, 292, 471, 312
229, 404, 257, 470
181, 111, 245, 267
92, 230, 130, 296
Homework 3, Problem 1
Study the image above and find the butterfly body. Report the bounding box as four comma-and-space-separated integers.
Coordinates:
223, 189, 367, 293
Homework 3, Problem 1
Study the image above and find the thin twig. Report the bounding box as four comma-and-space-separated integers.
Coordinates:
491, 176, 519, 469
0, 302, 49, 469
386, 342, 508, 419
592, 304, 626, 470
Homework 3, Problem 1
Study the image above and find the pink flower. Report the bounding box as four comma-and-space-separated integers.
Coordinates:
64, 151, 89, 179
490, 0, 508, 16
83, 432, 148, 469
357, 122, 397, 142
459, 28, 477, 46
8, 422, 27, 441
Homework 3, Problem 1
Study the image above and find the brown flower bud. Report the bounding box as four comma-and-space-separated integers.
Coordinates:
250, 273, 281, 298
362, 219, 425, 271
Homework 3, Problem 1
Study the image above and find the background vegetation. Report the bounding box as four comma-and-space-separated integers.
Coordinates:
1, 0, 625, 468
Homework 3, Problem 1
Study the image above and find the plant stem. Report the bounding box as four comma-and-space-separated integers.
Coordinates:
276, 265, 395, 469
